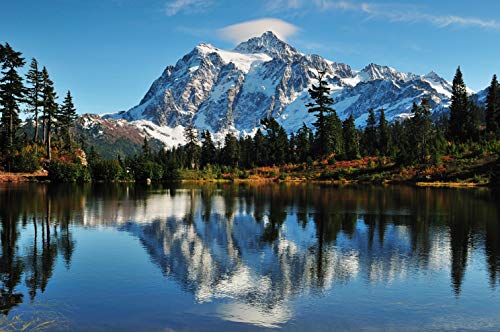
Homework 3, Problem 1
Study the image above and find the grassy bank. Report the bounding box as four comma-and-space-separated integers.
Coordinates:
2, 149, 498, 188
178, 153, 499, 187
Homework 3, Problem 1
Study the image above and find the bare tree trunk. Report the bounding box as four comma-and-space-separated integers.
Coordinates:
33, 107, 39, 143
47, 124, 51, 160
9, 109, 13, 148
42, 111, 47, 145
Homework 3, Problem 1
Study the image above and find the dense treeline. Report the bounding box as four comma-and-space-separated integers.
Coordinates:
1, 42, 499, 183
0, 43, 79, 173
107, 67, 499, 183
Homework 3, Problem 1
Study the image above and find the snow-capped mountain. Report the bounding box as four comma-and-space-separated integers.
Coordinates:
105, 31, 456, 138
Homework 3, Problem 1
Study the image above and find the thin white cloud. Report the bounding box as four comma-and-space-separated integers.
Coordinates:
265, 0, 302, 11
269, 0, 500, 30
218, 18, 300, 44
164, 0, 213, 16
321, 1, 500, 29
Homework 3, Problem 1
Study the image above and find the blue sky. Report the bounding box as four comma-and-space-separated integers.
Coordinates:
1, 0, 499, 114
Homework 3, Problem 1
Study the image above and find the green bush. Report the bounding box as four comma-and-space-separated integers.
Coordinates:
200, 164, 221, 180
47, 160, 91, 183
134, 161, 164, 182
11, 145, 41, 173
91, 159, 123, 181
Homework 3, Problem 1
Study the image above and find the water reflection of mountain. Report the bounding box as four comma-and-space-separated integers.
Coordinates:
1, 183, 499, 324
84, 184, 500, 306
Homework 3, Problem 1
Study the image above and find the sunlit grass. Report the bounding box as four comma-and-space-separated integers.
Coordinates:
0, 305, 69, 331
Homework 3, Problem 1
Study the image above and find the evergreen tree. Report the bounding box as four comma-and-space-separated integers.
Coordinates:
40, 67, 58, 160
411, 98, 433, 163
238, 136, 254, 169
253, 129, 267, 166
295, 123, 312, 162
289, 132, 298, 164
324, 112, 343, 158
485, 74, 499, 136
221, 133, 239, 167
377, 108, 389, 156
342, 115, 359, 160
395, 99, 435, 165
362, 108, 377, 156
200, 130, 216, 168
25, 58, 43, 143
141, 137, 151, 160
448, 67, 469, 142
0, 43, 25, 154
183, 125, 200, 169
261, 117, 289, 165
306, 70, 337, 158
58, 90, 77, 150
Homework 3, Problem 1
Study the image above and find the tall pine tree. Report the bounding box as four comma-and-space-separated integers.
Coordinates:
200, 130, 216, 168
25, 58, 43, 143
58, 90, 77, 150
261, 117, 289, 165
306, 70, 338, 158
377, 109, 389, 156
324, 112, 343, 158
485, 74, 499, 136
295, 123, 312, 162
412, 98, 433, 163
363, 108, 377, 156
221, 133, 239, 167
0, 43, 25, 154
342, 115, 360, 160
253, 129, 267, 166
183, 125, 200, 169
41, 67, 58, 160
448, 67, 469, 142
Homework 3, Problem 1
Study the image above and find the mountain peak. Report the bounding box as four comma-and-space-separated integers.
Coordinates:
359, 63, 414, 82
424, 71, 443, 80
234, 31, 299, 60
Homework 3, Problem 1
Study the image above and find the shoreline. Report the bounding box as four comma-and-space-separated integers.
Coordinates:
0, 172, 492, 189
0, 171, 48, 183
179, 178, 488, 188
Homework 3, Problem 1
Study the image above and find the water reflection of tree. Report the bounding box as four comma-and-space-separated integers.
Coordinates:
0, 195, 24, 315
484, 191, 500, 289
0, 184, 83, 315
129, 184, 500, 303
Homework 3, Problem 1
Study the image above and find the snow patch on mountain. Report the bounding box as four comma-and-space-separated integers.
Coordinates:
196, 43, 272, 73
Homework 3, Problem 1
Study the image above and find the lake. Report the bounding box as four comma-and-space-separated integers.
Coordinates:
0, 183, 499, 331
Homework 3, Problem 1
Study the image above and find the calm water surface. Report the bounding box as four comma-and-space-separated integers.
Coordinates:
0, 183, 499, 331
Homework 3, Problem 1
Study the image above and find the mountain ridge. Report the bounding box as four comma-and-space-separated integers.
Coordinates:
75, 31, 485, 155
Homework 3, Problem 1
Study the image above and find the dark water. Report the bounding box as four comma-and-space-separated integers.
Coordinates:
0, 183, 499, 331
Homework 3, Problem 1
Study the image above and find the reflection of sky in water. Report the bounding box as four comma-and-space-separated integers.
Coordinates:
0, 184, 499, 331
